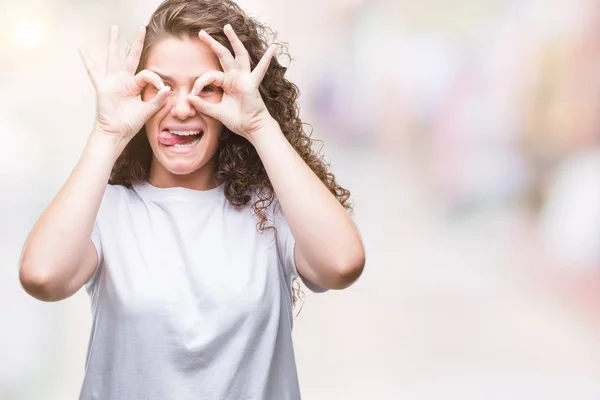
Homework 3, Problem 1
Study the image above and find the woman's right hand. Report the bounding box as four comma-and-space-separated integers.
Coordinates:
79, 25, 170, 141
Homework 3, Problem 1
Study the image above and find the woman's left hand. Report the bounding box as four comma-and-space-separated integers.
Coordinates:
188, 24, 278, 140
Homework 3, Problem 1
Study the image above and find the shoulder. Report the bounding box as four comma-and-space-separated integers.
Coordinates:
97, 183, 137, 214
243, 191, 286, 225
100, 183, 134, 203
103, 183, 129, 197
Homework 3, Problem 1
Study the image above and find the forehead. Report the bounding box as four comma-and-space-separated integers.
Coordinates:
145, 36, 222, 80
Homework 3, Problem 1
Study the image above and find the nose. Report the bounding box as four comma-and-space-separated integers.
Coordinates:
169, 88, 197, 120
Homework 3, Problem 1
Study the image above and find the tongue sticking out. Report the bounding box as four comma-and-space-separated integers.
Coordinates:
158, 130, 201, 146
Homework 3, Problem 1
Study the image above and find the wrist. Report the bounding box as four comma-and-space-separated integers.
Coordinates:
246, 117, 283, 148
86, 129, 130, 164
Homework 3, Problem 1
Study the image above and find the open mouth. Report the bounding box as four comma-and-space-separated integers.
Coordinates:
158, 129, 204, 147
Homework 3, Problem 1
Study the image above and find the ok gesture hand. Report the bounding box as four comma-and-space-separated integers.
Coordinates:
187, 24, 278, 140
79, 26, 171, 140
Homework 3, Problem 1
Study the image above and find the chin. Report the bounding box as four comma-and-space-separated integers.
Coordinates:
162, 158, 210, 175
153, 147, 217, 176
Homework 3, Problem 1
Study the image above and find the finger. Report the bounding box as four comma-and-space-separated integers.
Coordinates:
191, 71, 225, 96
141, 85, 170, 119
223, 24, 250, 71
106, 25, 121, 74
187, 94, 220, 120
124, 26, 146, 74
133, 70, 165, 94
78, 47, 101, 88
251, 44, 277, 85
198, 30, 235, 71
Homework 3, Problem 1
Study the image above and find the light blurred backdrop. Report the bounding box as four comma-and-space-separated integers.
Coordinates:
2, 0, 600, 399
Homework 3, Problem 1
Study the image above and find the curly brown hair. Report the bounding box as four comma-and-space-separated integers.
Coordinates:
109, 0, 352, 308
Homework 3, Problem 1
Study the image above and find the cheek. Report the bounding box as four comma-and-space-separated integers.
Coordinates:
142, 88, 169, 137
211, 92, 224, 103
141, 86, 156, 102
206, 116, 224, 136
144, 111, 165, 144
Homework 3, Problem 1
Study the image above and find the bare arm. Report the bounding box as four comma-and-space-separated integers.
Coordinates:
19, 25, 169, 301
189, 25, 365, 290
19, 133, 125, 301
250, 123, 365, 290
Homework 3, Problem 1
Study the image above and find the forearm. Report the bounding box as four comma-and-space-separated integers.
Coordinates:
249, 120, 365, 287
19, 131, 125, 290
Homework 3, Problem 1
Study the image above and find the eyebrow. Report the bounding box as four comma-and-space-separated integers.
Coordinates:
150, 70, 203, 85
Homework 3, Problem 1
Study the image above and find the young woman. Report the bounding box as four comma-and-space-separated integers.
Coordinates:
19, 0, 365, 398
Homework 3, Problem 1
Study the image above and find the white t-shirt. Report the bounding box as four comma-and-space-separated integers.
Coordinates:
80, 181, 325, 400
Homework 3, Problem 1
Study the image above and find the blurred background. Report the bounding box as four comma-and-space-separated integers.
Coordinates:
2, 0, 600, 398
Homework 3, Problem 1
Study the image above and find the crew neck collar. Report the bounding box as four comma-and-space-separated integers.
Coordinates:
132, 180, 225, 202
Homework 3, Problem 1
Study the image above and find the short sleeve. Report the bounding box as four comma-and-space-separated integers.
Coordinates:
91, 220, 103, 265
85, 220, 103, 288
85, 220, 103, 292
271, 201, 328, 293
84, 185, 113, 292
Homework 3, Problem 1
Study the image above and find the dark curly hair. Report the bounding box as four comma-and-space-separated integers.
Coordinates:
109, 0, 353, 309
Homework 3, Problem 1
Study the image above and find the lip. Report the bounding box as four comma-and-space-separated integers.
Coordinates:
160, 133, 203, 153
162, 125, 205, 132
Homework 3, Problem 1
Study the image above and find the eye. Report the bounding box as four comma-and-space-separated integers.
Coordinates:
198, 85, 223, 96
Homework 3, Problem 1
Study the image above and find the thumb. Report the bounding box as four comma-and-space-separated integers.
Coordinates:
188, 95, 221, 120
140, 85, 170, 120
